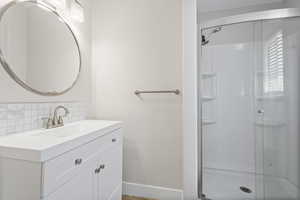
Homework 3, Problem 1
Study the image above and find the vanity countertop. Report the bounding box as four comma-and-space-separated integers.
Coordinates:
0, 120, 122, 162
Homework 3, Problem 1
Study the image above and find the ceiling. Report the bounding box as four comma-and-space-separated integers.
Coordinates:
198, 0, 284, 12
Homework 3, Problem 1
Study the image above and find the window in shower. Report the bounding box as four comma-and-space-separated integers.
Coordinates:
263, 31, 284, 95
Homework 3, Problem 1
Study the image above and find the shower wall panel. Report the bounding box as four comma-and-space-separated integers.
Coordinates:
202, 23, 256, 174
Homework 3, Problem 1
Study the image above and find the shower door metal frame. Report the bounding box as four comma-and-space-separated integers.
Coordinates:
197, 8, 300, 200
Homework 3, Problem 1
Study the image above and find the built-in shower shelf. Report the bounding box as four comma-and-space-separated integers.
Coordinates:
202, 73, 217, 78
202, 96, 216, 101
202, 120, 217, 126
256, 95, 284, 101
255, 120, 286, 127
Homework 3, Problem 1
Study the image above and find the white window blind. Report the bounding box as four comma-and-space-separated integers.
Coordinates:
264, 31, 284, 94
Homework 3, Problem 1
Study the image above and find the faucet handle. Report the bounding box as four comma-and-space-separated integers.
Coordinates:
58, 116, 64, 126
41, 117, 53, 129
47, 118, 53, 129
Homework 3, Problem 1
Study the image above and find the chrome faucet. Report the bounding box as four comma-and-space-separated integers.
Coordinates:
44, 105, 70, 129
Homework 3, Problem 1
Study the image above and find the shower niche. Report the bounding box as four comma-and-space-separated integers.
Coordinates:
201, 45, 217, 126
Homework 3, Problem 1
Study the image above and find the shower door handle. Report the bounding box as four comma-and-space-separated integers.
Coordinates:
257, 110, 264, 114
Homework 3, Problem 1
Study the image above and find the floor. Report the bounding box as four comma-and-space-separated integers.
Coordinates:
123, 169, 299, 200
122, 195, 157, 200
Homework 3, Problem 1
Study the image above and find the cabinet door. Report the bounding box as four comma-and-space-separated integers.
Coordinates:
45, 162, 96, 200
98, 144, 122, 200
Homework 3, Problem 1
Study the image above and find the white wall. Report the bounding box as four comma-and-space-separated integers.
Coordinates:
197, 0, 300, 23
284, 0, 300, 7
0, 3, 28, 81
91, 0, 183, 192
198, 1, 285, 23
0, 0, 92, 104
182, 0, 198, 199
198, 0, 283, 13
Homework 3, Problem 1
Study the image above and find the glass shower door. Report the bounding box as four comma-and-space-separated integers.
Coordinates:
201, 21, 259, 200
260, 18, 300, 200
200, 13, 300, 200
200, 17, 300, 200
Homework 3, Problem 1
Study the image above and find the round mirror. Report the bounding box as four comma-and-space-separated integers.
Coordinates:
0, 1, 81, 96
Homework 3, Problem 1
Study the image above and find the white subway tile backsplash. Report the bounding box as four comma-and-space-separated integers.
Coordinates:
0, 105, 8, 120
0, 120, 6, 128
0, 102, 87, 136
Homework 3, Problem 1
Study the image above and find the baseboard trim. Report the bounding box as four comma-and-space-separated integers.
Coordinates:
123, 182, 183, 200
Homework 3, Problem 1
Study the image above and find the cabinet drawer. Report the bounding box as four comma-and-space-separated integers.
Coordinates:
42, 129, 122, 197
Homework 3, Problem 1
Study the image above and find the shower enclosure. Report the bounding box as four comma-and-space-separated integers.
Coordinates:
198, 8, 300, 200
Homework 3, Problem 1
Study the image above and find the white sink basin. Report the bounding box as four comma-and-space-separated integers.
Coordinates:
31, 124, 84, 138
0, 120, 122, 162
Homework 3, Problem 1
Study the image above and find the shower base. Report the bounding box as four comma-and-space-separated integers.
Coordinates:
202, 168, 299, 200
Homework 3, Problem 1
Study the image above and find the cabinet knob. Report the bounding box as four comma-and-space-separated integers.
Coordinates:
75, 158, 82, 165
112, 138, 117, 142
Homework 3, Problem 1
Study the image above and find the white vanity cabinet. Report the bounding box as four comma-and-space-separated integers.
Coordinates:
44, 130, 122, 200
0, 120, 123, 200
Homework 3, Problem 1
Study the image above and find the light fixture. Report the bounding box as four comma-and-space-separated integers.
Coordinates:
70, 0, 84, 23
42, 0, 66, 10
